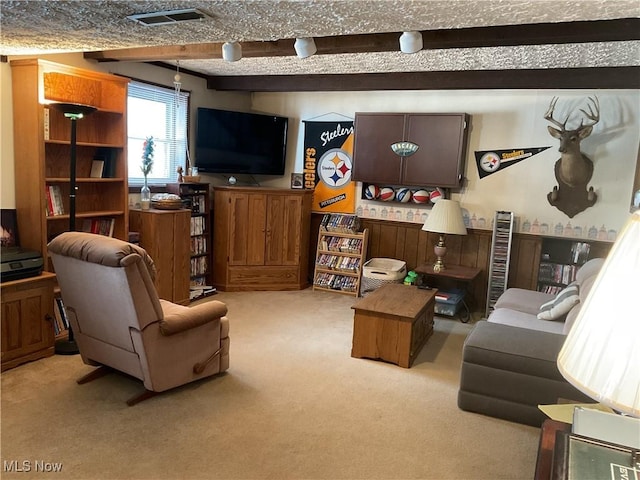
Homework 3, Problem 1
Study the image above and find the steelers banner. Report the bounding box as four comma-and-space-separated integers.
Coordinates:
303, 121, 356, 213
475, 146, 551, 179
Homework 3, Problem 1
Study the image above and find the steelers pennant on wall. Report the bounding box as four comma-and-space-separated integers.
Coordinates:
303, 119, 355, 213
475, 147, 551, 179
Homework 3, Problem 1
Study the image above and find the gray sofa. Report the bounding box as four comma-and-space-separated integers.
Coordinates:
457, 258, 604, 426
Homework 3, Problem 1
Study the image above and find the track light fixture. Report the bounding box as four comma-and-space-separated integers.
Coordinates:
222, 41, 242, 62
399, 31, 423, 54
294, 37, 317, 58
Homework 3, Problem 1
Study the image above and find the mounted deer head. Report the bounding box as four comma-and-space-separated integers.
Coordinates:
544, 96, 600, 217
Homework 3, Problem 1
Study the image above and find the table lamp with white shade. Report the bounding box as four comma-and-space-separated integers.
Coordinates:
421, 199, 467, 272
557, 210, 640, 418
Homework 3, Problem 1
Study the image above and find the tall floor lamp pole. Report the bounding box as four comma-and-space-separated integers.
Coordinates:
51, 103, 97, 355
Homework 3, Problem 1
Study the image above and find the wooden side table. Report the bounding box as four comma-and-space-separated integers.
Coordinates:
534, 419, 571, 480
351, 283, 436, 368
414, 263, 481, 322
1, 272, 57, 371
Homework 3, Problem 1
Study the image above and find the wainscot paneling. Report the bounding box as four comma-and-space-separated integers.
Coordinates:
310, 214, 537, 313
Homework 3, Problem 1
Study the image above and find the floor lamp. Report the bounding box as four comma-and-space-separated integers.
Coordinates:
51, 102, 97, 355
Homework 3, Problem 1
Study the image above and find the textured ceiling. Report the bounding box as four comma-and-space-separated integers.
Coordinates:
1, 0, 639, 77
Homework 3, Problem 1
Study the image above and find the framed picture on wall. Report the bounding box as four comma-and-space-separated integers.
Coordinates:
291, 173, 304, 189
1, 209, 19, 248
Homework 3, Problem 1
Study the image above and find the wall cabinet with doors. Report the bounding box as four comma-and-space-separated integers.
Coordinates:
213, 186, 313, 291
10, 59, 129, 271
352, 112, 470, 188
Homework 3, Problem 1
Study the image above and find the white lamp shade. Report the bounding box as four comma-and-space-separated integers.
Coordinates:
557, 210, 640, 417
294, 37, 317, 58
222, 41, 242, 62
399, 31, 423, 54
422, 199, 467, 235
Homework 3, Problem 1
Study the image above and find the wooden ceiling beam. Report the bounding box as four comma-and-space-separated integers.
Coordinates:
85, 18, 639, 62
206, 67, 640, 92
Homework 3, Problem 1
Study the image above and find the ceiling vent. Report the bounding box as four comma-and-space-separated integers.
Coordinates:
127, 8, 211, 26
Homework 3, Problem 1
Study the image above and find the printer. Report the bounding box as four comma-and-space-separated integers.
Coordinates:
1, 247, 44, 282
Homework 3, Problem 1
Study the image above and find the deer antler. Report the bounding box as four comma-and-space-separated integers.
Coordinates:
578, 96, 600, 129
544, 96, 568, 130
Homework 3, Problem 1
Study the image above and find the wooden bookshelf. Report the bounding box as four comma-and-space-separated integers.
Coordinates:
166, 182, 214, 300
10, 59, 129, 271
312, 214, 368, 297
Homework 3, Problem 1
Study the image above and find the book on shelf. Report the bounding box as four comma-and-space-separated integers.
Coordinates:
55, 297, 69, 330
81, 218, 115, 237
44, 107, 50, 141
94, 147, 117, 178
190, 256, 208, 276
190, 216, 205, 235
319, 213, 360, 234
90, 159, 104, 178
189, 285, 216, 300
46, 185, 65, 216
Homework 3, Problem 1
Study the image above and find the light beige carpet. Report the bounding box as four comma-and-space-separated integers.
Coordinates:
1, 288, 538, 479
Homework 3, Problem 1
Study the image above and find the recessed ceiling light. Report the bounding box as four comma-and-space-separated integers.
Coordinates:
127, 8, 211, 26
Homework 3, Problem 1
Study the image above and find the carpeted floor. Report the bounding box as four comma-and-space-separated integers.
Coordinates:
1, 288, 538, 479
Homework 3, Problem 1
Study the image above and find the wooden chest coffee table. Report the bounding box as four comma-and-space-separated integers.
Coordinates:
351, 283, 436, 368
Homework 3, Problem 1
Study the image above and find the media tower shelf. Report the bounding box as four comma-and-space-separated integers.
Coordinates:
485, 211, 514, 317
312, 214, 368, 297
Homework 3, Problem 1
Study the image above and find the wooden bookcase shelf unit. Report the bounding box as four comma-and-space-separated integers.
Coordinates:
536, 237, 611, 294
10, 59, 129, 270
166, 182, 214, 299
312, 214, 369, 297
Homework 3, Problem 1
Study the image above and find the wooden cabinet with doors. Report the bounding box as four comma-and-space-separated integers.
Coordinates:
129, 208, 191, 305
212, 186, 313, 291
10, 59, 129, 271
1, 272, 57, 372
352, 112, 469, 188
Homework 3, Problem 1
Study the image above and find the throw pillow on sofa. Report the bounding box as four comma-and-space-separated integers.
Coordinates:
537, 284, 580, 321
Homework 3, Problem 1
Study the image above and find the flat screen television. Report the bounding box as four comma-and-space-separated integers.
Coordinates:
195, 107, 288, 175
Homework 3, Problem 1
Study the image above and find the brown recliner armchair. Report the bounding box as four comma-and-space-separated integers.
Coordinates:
48, 232, 229, 405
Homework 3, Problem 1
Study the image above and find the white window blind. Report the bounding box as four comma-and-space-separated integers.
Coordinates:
127, 81, 189, 185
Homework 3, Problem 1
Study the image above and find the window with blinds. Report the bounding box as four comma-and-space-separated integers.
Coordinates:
127, 81, 190, 185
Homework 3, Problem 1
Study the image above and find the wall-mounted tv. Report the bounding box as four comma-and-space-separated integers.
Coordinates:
195, 107, 288, 175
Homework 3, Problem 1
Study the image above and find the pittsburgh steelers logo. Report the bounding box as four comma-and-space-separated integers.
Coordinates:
480, 152, 501, 172
318, 148, 352, 188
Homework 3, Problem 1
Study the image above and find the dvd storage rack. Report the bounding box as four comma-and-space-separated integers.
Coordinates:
485, 211, 514, 317
313, 214, 368, 297
166, 182, 214, 300
536, 238, 609, 295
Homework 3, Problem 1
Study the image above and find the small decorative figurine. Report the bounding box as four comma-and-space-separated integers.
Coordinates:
177, 166, 184, 183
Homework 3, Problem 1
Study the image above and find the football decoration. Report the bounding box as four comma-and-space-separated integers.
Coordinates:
364, 184, 380, 200
395, 187, 412, 203
429, 187, 444, 203
411, 189, 430, 204
379, 187, 395, 202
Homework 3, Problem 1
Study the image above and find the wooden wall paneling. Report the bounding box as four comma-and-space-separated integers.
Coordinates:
509, 235, 543, 290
